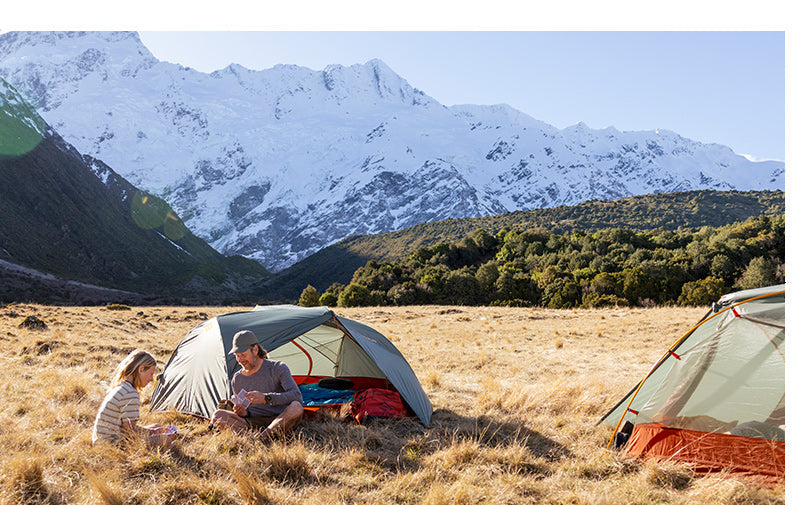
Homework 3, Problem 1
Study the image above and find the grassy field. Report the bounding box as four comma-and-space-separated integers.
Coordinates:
0, 304, 785, 504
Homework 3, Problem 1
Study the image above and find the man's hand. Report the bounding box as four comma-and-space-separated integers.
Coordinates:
233, 403, 247, 417
245, 391, 269, 404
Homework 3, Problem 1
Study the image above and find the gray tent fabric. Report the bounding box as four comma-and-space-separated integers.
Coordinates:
600, 284, 785, 441
151, 305, 433, 426
338, 317, 433, 427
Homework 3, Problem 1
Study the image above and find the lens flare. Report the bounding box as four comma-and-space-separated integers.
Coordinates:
0, 113, 45, 159
163, 211, 189, 241
130, 190, 189, 241
131, 191, 163, 230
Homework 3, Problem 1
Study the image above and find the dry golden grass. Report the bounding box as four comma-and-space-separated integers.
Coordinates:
0, 304, 785, 504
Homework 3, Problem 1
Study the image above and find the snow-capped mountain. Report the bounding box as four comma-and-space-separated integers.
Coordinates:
0, 31, 785, 272
0, 77, 266, 299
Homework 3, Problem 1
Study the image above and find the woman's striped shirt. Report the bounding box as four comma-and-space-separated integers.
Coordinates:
92, 380, 140, 444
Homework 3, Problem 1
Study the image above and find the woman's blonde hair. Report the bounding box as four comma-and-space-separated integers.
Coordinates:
113, 349, 157, 391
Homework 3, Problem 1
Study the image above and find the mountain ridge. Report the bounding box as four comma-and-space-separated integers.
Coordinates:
0, 31, 785, 273
0, 77, 268, 303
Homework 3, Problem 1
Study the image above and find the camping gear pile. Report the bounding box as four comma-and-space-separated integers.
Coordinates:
151, 305, 432, 426
601, 284, 785, 483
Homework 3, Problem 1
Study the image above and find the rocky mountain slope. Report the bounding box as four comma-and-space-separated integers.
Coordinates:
0, 31, 785, 272
0, 78, 267, 303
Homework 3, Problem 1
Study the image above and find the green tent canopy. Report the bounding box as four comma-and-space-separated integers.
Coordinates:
150, 305, 433, 427
600, 284, 785, 481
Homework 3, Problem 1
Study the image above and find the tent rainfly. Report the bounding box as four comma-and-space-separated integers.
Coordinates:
150, 305, 433, 427
600, 284, 785, 483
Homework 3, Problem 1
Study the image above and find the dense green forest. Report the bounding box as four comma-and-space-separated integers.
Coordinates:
256, 190, 783, 300
299, 213, 785, 309
329, 189, 785, 264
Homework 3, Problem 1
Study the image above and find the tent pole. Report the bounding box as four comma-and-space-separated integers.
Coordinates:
603, 289, 784, 449
604, 307, 715, 449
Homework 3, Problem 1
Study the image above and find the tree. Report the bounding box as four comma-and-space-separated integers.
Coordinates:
452, 237, 481, 267
298, 285, 320, 307
475, 261, 500, 293
587, 272, 619, 296
338, 284, 373, 307
468, 228, 498, 253
319, 292, 338, 306
387, 282, 417, 305
536, 265, 564, 291
542, 278, 580, 309
678, 277, 726, 306
736, 257, 777, 290
621, 267, 658, 306
369, 289, 387, 306
494, 270, 517, 302
710, 254, 736, 283
351, 261, 400, 291
442, 269, 481, 305
320, 282, 346, 307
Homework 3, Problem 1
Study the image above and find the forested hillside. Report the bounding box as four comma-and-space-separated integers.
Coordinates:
304, 213, 784, 309
343, 189, 784, 259
256, 190, 784, 300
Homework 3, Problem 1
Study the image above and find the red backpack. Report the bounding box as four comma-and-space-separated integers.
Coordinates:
349, 388, 408, 423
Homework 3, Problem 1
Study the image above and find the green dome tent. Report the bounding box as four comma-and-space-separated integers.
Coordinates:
600, 284, 785, 483
150, 305, 433, 427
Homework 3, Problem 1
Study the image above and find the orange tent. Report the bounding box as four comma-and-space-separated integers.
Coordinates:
600, 285, 785, 485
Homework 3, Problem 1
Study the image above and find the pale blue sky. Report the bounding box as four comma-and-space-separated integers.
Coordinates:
5, 2, 790, 162
138, 31, 785, 162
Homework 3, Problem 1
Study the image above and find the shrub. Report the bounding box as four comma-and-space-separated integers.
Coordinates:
678, 277, 726, 306
490, 298, 531, 307
105, 304, 131, 311
298, 285, 321, 307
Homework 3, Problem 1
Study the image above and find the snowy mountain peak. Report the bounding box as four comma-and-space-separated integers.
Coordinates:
0, 31, 785, 272
0, 31, 155, 66
450, 103, 557, 132
318, 58, 429, 107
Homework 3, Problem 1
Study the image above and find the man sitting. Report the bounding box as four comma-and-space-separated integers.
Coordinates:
210, 330, 303, 440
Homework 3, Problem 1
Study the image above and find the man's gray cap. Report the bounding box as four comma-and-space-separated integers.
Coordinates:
229, 330, 259, 354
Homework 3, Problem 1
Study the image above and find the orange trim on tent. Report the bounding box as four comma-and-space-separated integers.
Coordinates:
605, 316, 709, 448
291, 340, 314, 384
626, 423, 784, 486
606, 289, 785, 449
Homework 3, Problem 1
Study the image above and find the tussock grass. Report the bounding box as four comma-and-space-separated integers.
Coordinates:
85, 471, 125, 505
0, 304, 784, 504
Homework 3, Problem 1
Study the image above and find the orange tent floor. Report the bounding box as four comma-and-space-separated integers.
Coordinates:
626, 423, 784, 487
